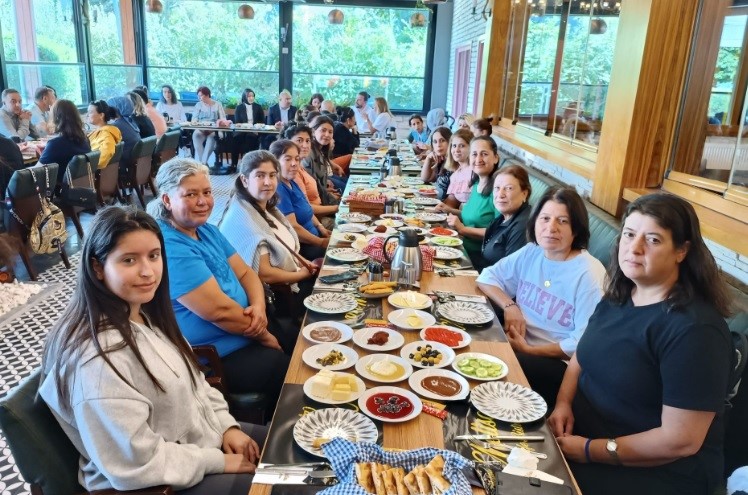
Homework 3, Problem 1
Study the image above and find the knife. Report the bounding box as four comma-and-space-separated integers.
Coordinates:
454, 434, 545, 441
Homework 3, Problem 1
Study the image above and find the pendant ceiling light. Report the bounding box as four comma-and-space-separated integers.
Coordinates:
410, 12, 427, 27
238, 4, 255, 19
146, 0, 163, 13
328, 9, 344, 24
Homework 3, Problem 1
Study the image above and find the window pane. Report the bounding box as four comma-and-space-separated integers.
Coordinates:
516, 5, 563, 132
292, 5, 431, 111
0, 0, 78, 62
89, 0, 138, 65
6, 63, 89, 104
147, 68, 278, 107
553, 7, 621, 147
94, 65, 143, 101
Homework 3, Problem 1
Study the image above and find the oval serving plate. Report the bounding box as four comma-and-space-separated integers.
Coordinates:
303, 372, 367, 405
470, 381, 547, 423
338, 212, 372, 223
338, 223, 369, 234
452, 352, 508, 381
408, 368, 470, 401
430, 236, 464, 247
374, 219, 404, 228
433, 246, 464, 260
411, 196, 440, 206
355, 354, 413, 383
387, 291, 433, 310
437, 301, 494, 325
387, 309, 437, 330
358, 386, 422, 423
332, 232, 366, 245
326, 248, 369, 263
293, 408, 378, 457
304, 292, 358, 314
400, 340, 456, 369
415, 212, 448, 223
420, 325, 472, 349
302, 343, 359, 371
352, 327, 405, 352
301, 321, 354, 344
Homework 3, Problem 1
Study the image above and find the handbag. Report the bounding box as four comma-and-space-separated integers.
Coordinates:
8, 166, 68, 255
61, 160, 97, 209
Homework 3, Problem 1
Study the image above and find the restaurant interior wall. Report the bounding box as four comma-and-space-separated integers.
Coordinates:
0, 0, 439, 114
429, 0, 453, 110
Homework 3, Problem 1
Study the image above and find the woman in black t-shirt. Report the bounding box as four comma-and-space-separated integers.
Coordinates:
548, 193, 734, 495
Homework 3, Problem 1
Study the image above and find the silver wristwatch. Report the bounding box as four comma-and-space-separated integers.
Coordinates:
606, 438, 621, 465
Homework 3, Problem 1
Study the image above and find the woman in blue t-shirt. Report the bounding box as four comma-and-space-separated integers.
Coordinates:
269, 139, 330, 260
549, 194, 734, 495
146, 157, 289, 407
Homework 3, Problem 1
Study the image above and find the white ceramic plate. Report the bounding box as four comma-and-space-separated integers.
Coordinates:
434, 246, 464, 260
420, 325, 472, 349
332, 232, 366, 245
397, 226, 428, 236
387, 309, 437, 330
301, 321, 354, 344
304, 293, 358, 314
430, 236, 464, 247
428, 227, 458, 237
338, 223, 368, 233
411, 196, 440, 206
338, 213, 372, 223
408, 368, 470, 401
355, 354, 413, 383
352, 327, 405, 352
415, 212, 448, 223
437, 301, 494, 325
470, 381, 548, 423
387, 291, 433, 310
452, 352, 509, 381
379, 213, 406, 221
302, 343, 359, 371
374, 219, 404, 228
293, 408, 378, 457
326, 248, 368, 263
303, 372, 367, 405
367, 225, 398, 235
358, 386, 422, 423
400, 340, 456, 369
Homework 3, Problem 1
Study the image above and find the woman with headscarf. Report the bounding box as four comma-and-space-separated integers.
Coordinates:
106, 96, 141, 165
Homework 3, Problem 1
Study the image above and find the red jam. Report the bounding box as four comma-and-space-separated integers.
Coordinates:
366, 393, 413, 419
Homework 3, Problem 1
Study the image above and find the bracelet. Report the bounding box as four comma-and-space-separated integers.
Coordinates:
584, 438, 592, 464
503, 301, 518, 310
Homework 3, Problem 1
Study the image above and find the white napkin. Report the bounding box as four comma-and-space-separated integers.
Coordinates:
502, 448, 564, 485
253, 464, 308, 485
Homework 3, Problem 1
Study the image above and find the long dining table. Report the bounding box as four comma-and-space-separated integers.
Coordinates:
248, 175, 580, 495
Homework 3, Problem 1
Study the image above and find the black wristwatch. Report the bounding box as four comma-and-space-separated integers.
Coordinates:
606, 438, 621, 465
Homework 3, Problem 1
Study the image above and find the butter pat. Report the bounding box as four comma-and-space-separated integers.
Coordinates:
331, 383, 352, 401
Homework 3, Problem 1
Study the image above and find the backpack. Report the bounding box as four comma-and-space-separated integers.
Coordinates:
9, 166, 68, 254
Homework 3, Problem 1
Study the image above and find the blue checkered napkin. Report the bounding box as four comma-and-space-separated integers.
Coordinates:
319, 438, 473, 495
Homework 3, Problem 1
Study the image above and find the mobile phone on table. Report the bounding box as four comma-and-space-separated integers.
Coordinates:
318, 271, 360, 284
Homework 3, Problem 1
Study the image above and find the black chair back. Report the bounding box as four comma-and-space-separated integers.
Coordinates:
0, 370, 83, 495
96, 142, 124, 205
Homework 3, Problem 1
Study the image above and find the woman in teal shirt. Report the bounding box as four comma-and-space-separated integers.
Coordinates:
447, 136, 500, 270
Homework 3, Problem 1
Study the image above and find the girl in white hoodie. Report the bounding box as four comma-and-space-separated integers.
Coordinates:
40, 206, 266, 494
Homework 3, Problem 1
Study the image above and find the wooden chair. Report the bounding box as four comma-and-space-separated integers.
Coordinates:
56, 154, 92, 239
96, 142, 124, 206
192, 344, 269, 425
120, 136, 157, 208
0, 370, 173, 495
2, 163, 69, 280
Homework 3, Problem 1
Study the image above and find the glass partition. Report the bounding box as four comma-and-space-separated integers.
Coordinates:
292, 4, 431, 111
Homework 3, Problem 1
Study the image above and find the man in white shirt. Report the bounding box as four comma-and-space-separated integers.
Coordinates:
264, 90, 297, 149
26, 86, 56, 137
353, 91, 376, 133
0, 88, 37, 141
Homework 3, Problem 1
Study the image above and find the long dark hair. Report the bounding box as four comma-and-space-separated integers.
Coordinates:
229, 150, 282, 229
526, 186, 590, 250
44, 207, 199, 411
308, 115, 335, 155
468, 135, 500, 196
282, 122, 313, 141
160, 84, 178, 104
52, 99, 87, 144
605, 194, 732, 316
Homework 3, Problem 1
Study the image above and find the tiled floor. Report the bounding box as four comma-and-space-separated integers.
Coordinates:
0, 171, 238, 495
